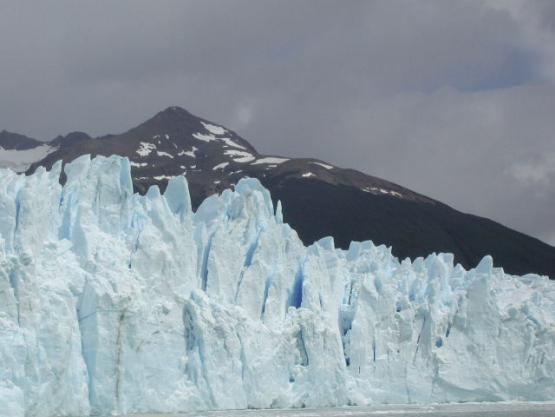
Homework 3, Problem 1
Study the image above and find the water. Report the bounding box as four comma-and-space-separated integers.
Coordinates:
130, 402, 555, 417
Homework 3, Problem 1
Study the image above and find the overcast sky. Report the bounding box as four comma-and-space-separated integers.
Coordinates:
0, 0, 554, 245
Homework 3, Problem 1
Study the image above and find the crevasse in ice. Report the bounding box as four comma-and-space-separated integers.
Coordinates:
0, 155, 554, 417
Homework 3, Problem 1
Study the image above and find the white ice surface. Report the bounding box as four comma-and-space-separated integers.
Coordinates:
0, 155, 554, 417
0, 145, 55, 172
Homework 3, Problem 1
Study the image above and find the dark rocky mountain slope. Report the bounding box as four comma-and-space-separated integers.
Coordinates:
2, 106, 553, 277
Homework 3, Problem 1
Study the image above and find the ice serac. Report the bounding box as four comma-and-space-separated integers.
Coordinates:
0, 155, 554, 417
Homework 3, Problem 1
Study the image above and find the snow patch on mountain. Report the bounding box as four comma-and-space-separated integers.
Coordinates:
201, 121, 226, 136
362, 186, 403, 198
219, 137, 246, 150
213, 162, 229, 170
130, 161, 148, 167
153, 174, 173, 180
312, 162, 334, 170
156, 151, 174, 158
0, 155, 554, 417
178, 147, 198, 158
224, 149, 256, 163
137, 142, 156, 157
252, 157, 290, 165
193, 132, 216, 143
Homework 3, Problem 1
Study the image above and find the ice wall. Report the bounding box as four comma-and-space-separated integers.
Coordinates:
0, 155, 554, 417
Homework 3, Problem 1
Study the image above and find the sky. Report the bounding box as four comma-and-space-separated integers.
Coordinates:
0, 0, 554, 245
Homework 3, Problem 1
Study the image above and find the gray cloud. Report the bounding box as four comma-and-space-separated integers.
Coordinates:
0, 0, 554, 244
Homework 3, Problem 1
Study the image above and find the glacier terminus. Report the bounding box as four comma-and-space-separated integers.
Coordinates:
0, 155, 554, 416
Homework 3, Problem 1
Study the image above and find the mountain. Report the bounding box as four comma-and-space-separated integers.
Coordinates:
0, 130, 43, 150
2, 106, 554, 277
1, 155, 554, 416
0, 130, 55, 172
49, 131, 92, 148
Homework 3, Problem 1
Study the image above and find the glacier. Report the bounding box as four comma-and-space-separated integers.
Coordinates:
0, 155, 554, 417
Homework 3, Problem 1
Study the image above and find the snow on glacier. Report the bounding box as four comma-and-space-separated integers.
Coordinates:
0, 144, 55, 173
0, 155, 554, 417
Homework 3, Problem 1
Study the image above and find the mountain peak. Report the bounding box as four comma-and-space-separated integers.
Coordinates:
133, 106, 199, 133
50, 131, 91, 148
155, 105, 195, 120
0, 129, 42, 150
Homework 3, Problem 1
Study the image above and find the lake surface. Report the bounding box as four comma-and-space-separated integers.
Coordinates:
130, 402, 555, 417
